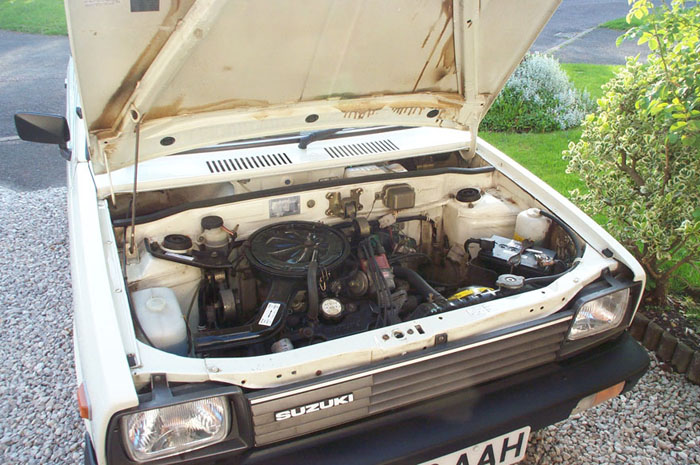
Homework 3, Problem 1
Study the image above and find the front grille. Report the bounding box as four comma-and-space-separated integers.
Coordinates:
247, 315, 572, 446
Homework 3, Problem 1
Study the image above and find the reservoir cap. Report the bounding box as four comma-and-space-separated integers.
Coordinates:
201, 215, 224, 230
456, 188, 481, 203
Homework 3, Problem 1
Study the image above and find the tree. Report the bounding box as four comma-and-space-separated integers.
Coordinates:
565, 1, 700, 303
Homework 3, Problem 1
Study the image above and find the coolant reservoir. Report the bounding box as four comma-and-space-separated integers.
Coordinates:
514, 208, 551, 246
131, 287, 187, 356
443, 188, 520, 250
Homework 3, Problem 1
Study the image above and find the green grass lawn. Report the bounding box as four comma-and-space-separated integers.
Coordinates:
481, 63, 618, 198
481, 129, 584, 196
0, 0, 67, 35
600, 16, 646, 31
561, 63, 622, 101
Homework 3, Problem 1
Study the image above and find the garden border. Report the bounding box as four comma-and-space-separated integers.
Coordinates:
629, 312, 700, 385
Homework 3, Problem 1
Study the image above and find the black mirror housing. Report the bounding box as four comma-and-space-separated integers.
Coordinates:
15, 113, 70, 147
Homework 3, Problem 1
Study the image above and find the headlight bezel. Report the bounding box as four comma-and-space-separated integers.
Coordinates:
560, 273, 642, 358
120, 395, 230, 462
567, 286, 631, 341
107, 377, 250, 464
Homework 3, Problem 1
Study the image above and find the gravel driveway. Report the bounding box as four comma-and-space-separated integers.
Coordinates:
1, 185, 699, 464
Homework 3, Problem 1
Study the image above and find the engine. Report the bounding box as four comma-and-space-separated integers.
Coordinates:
137, 209, 577, 358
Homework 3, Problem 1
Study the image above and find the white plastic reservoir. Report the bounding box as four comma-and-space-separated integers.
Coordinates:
131, 287, 187, 356
514, 208, 552, 246
443, 188, 521, 249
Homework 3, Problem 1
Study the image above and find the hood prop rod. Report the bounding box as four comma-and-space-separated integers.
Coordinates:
128, 120, 141, 256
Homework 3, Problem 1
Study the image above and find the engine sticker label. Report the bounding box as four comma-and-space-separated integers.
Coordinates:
269, 196, 300, 218
259, 302, 281, 326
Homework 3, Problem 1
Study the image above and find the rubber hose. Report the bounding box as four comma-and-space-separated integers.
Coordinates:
393, 266, 446, 304
194, 280, 295, 353
537, 209, 582, 259
523, 263, 580, 286
307, 260, 319, 321
388, 252, 430, 265
332, 215, 428, 230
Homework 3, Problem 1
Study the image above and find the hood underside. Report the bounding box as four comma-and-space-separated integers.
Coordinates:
65, 0, 560, 174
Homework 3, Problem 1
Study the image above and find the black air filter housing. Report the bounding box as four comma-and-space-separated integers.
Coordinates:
245, 221, 350, 278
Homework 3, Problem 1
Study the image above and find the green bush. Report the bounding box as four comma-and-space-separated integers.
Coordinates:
622, 0, 700, 148
482, 53, 595, 132
564, 9, 700, 303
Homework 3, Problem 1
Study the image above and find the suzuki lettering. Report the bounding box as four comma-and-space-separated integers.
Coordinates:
275, 394, 355, 421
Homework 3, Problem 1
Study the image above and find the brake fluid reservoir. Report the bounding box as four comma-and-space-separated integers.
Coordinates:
132, 287, 187, 356
514, 208, 551, 246
443, 188, 520, 250
200, 216, 229, 250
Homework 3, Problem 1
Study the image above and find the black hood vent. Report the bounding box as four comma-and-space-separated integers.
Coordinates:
324, 139, 399, 159
206, 152, 292, 173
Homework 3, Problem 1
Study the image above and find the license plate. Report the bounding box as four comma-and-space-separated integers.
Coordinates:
418, 426, 530, 465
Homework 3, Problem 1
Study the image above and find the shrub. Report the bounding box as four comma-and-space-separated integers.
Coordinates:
565, 61, 700, 302
622, 0, 700, 148
566, 0, 700, 303
482, 53, 595, 132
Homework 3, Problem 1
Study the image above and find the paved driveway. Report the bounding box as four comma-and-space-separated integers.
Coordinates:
0, 30, 70, 191
532, 0, 634, 52
0, 0, 643, 191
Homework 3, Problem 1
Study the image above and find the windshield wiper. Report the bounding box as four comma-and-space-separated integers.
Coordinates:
298, 128, 346, 149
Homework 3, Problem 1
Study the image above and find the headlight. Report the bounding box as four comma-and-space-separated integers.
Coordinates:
121, 396, 230, 462
568, 287, 630, 340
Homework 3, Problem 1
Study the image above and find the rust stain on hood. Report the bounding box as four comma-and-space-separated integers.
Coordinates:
334, 92, 464, 120
89, 0, 194, 132
145, 97, 271, 121
437, 33, 456, 74
413, 0, 455, 92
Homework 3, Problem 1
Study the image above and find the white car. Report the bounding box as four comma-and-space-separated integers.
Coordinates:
16, 1, 649, 464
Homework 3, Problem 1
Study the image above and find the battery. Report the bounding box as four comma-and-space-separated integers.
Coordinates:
477, 235, 556, 277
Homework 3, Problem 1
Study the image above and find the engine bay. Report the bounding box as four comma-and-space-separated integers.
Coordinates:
121, 172, 581, 359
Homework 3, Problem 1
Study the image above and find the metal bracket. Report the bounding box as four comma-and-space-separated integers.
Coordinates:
149, 373, 173, 402
125, 238, 141, 265
325, 188, 363, 219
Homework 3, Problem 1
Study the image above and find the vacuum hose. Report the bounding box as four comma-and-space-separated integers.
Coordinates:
393, 266, 447, 305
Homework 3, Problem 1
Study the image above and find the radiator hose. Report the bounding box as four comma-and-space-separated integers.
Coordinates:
392, 266, 447, 305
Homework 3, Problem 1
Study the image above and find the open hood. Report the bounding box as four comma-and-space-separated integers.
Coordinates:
65, 0, 559, 175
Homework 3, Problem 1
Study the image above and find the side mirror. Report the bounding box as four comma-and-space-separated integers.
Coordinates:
15, 113, 72, 161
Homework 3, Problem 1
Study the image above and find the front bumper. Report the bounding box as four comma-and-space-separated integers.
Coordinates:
87, 332, 648, 465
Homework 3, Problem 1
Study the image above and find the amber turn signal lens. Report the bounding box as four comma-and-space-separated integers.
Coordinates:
570, 381, 625, 415
77, 382, 91, 420
593, 381, 625, 405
